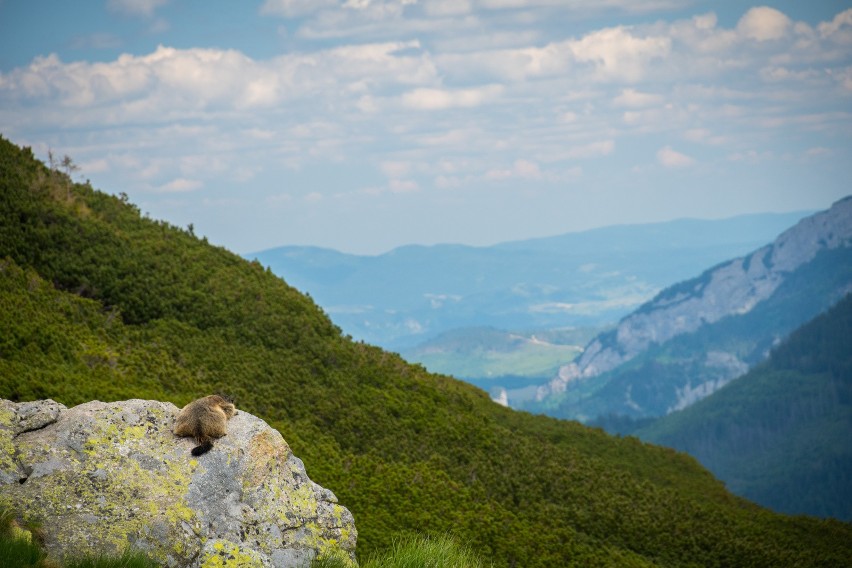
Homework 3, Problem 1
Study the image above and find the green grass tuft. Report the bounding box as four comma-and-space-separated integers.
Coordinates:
314, 534, 490, 568
0, 537, 47, 568
63, 549, 159, 568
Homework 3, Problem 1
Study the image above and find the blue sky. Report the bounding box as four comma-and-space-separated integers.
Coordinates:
1, 1, 851, 254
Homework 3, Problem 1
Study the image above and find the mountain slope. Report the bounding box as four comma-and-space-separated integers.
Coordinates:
249, 212, 810, 350
1, 136, 851, 567
637, 293, 852, 521
529, 198, 852, 421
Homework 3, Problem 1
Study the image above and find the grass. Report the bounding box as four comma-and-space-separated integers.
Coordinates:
62, 550, 159, 568
0, 509, 47, 568
314, 534, 491, 568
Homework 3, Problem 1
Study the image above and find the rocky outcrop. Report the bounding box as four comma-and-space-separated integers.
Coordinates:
0, 398, 356, 567
538, 196, 852, 402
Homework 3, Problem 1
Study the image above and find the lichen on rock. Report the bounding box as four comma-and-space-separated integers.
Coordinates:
0, 398, 356, 567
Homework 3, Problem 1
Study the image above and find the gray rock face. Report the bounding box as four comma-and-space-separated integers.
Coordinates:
540, 196, 852, 402
0, 398, 356, 567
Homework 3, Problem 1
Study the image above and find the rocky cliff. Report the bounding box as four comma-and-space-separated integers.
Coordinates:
534, 196, 852, 414
0, 398, 356, 567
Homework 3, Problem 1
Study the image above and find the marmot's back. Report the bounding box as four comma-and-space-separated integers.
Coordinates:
174, 394, 236, 456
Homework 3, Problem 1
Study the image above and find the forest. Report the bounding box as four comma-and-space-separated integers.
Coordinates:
1, 135, 851, 567
638, 292, 852, 520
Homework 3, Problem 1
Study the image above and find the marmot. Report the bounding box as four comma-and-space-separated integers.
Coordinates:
174, 394, 237, 456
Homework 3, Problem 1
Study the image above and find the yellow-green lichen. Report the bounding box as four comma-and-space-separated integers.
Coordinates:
8, 522, 33, 544
199, 539, 266, 568
7, 404, 203, 564
0, 404, 17, 475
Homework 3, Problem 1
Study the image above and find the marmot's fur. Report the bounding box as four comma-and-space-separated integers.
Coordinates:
174, 394, 237, 456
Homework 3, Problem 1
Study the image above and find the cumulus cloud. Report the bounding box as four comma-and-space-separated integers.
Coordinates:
737, 6, 791, 42
400, 84, 503, 110
657, 146, 695, 168
818, 9, 852, 43
567, 26, 671, 81
3, 2, 851, 234
0, 41, 439, 121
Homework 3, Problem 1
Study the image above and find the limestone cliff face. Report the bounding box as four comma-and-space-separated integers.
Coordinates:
0, 398, 356, 568
538, 196, 852, 405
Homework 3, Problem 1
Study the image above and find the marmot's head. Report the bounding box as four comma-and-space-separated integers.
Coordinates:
213, 394, 237, 417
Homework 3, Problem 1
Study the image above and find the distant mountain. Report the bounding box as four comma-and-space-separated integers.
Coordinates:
637, 293, 852, 521
526, 197, 852, 421
249, 212, 811, 350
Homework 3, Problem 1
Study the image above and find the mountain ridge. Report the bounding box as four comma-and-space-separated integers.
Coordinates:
249, 211, 812, 350
527, 197, 852, 419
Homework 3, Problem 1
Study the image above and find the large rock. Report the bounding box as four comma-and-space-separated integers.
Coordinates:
0, 398, 356, 567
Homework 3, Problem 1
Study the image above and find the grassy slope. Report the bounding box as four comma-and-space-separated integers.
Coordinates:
638, 293, 852, 521
1, 137, 851, 567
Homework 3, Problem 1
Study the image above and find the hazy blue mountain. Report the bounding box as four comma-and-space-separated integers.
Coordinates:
636, 293, 852, 521
525, 197, 852, 421
249, 211, 811, 351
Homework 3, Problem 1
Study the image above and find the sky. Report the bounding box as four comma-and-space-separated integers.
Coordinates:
1, 1, 851, 255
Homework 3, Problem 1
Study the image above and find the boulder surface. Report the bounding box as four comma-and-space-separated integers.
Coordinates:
0, 398, 356, 567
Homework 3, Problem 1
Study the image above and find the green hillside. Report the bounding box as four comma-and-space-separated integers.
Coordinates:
1, 136, 851, 567
638, 293, 852, 521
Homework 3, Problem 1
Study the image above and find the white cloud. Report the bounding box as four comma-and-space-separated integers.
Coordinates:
389, 178, 420, 193
668, 12, 737, 54
79, 158, 110, 174
0, 41, 439, 124
486, 159, 542, 181
380, 161, 412, 178
567, 26, 671, 82
157, 177, 202, 193
260, 0, 337, 18
613, 88, 663, 108
656, 145, 695, 168
107, 0, 169, 17
830, 67, 852, 93
806, 146, 832, 158
737, 6, 791, 42
477, 0, 686, 12
683, 128, 726, 145
3, 3, 852, 255
423, 0, 473, 16
400, 84, 503, 110
561, 140, 615, 160
818, 9, 852, 43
